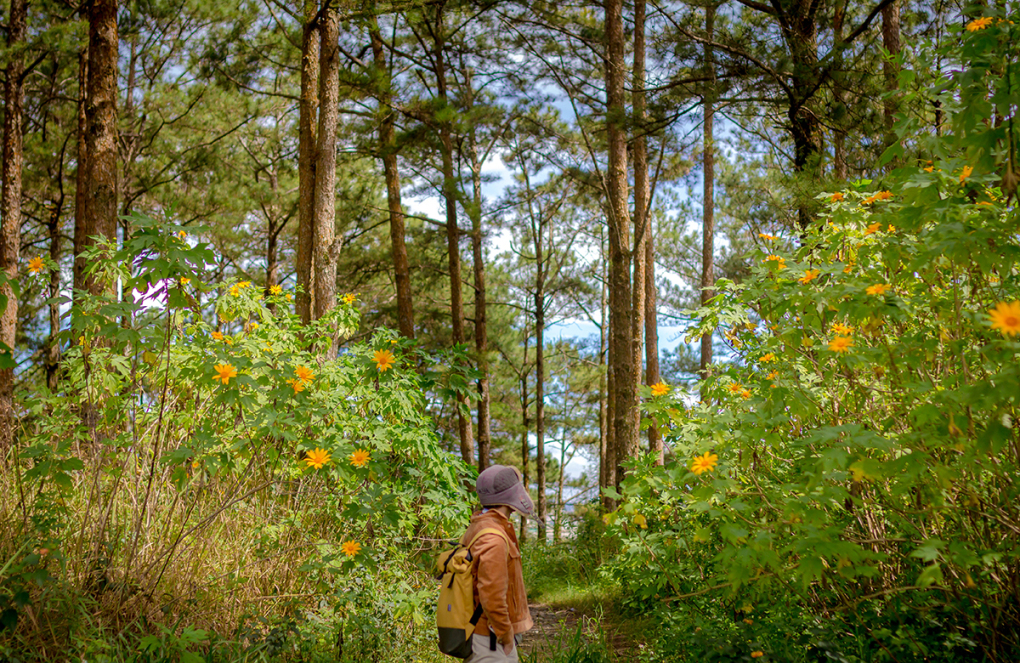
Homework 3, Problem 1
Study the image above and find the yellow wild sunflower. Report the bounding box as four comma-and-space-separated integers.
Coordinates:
691, 452, 719, 475
349, 449, 371, 468
213, 363, 237, 384
304, 448, 331, 470
989, 301, 1020, 337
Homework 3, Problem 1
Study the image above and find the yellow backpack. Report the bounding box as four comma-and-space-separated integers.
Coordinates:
435, 527, 509, 658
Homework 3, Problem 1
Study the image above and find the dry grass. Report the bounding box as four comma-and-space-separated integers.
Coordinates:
0, 445, 438, 661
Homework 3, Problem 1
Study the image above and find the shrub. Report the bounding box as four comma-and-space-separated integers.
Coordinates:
607, 9, 1020, 662
0, 214, 470, 660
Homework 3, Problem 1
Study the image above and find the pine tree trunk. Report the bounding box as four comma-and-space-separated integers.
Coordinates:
46, 203, 62, 392
519, 330, 530, 545
833, 2, 847, 180
296, 0, 319, 324
369, 16, 414, 340
631, 0, 649, 447
645, 219, 662, 463
599, 241, 611, 503
83, 0, 119, 296
605, 0, 635, 491
787, 3, 820, 230
700, 3, 716, 380
554, 440, 566, 544
265, 170, 280, 308
312, 2, 339, 332
433, 6, 474, 465
534, 214, 547, 543
0, 0, 27, 453
468, 127, 491, 472
882, 0, 901, 151
73, 46, 88, 296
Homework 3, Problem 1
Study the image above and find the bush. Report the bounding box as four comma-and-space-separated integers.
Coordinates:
606, 9, 1020, 662
0, 215, 470, 660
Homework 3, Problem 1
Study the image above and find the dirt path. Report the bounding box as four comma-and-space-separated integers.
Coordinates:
519, 603, 581, 656
520, 602, 642, 661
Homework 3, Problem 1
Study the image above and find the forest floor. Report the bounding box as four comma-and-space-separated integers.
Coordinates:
521, 595, 648, 661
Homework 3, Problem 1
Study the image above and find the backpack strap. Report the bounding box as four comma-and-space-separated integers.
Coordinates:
464, 527, 510, 559
464, 527, 511, 649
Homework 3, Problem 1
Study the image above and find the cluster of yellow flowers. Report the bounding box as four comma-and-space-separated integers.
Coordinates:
764, 254, 786, 270
286, 365, 315, 393
861, 190, 893, 205
228, 280, 253, 297
303, 448, 370, 472
728, 382, 751, 399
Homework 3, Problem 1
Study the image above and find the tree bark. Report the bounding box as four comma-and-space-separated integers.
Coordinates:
83, 0, 119, 296
467, 125, 492, 472
46, 204, 62, 392
631, 0, 649, 448
369, 15, 415, 340
605, 0, 635, 491
0, 0, 27, 452
312, 2, 340, 330
833, 1, 848, 180
265, 169, 280, 301
598, 237, 611, 504
645, 220, 662, 463
73, 46, 88, 295
534, 208, 546, 543
700, 3, 716, 380
296, 0, 319, 324
786, 2, 821, 230
519, 327, 530, 545
881, 0, 901, 152
554, 438, 566, 543
433, 5, 474, 465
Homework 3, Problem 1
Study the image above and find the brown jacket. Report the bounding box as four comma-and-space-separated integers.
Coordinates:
461, 509, 533, 645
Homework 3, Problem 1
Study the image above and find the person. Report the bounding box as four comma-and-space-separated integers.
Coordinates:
460, 464, 535, 662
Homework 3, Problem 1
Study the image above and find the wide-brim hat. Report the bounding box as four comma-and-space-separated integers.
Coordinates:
476, 464, 534, 516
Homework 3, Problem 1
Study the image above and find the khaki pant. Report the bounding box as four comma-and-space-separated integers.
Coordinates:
464, 633, 520, 663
